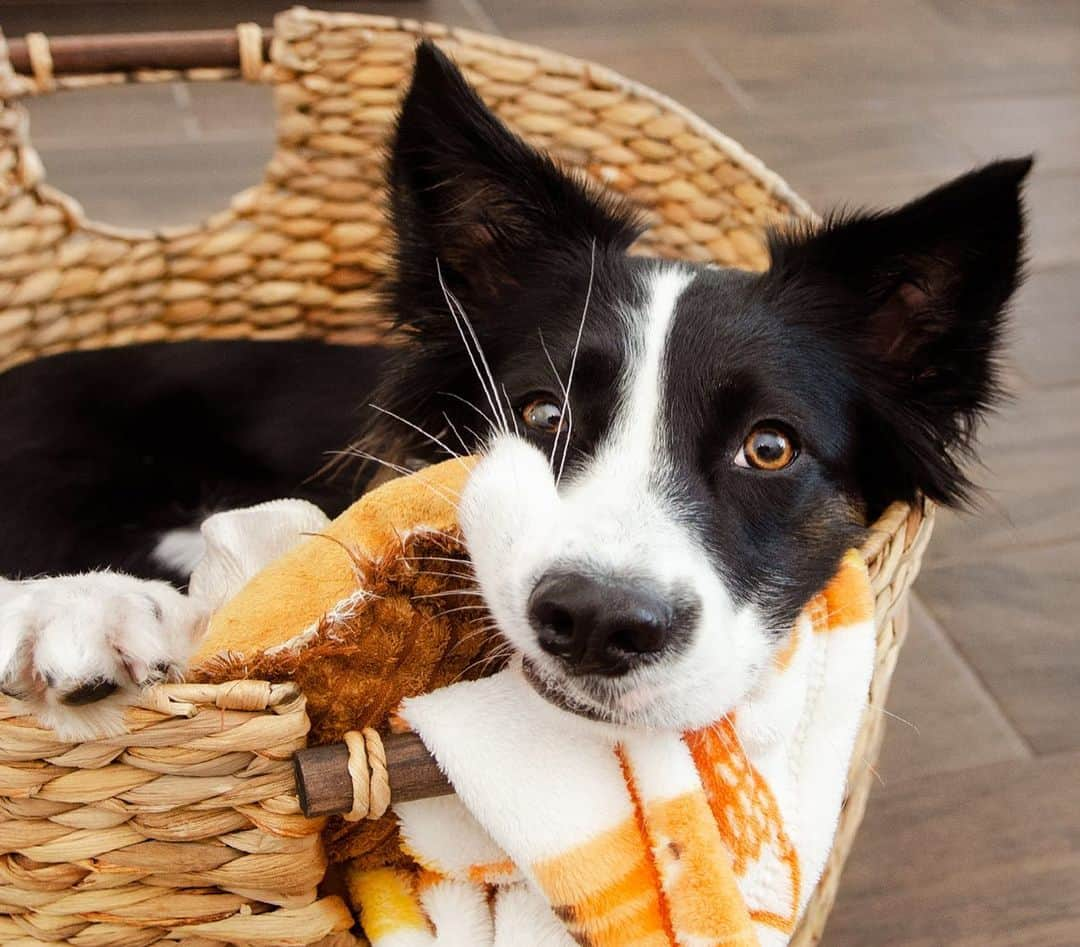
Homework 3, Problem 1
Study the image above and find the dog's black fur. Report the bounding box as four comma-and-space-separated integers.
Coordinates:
0, 40, 1029, 640
0, 341, 384, 580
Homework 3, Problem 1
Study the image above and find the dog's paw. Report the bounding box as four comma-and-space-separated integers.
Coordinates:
0, 572, 207, 740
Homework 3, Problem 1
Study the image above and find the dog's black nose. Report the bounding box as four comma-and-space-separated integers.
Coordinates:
528, 572, 673, 675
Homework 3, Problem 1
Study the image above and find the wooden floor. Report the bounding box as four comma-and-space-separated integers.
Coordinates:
6, 2, 1080, 944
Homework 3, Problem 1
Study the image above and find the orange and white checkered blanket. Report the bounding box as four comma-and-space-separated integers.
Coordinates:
348, 550, 876, 947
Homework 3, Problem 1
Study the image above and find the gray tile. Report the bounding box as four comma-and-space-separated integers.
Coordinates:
876, 595, 1030, 784
932, 94, 1080, 176
486, 0, 949, 42
491, 0, 1075, 110
1026, 170, 1080, 269
917, 539, 1080, 755
794, 173, 946, 216
692, 16, 1078, 108
184, 81, 276, 140
39, 139, 271, 231
926, 383, 1080, 564
829, 750, 1080, 946
26, 83, 190, 150
1011, 264, 1080, 389
931, 0, 1080, 31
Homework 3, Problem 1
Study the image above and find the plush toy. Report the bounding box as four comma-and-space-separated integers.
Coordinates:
188, 457, 503, 868
185, 457, 878, 946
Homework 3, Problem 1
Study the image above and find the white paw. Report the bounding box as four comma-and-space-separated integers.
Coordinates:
0, 572, 207, 740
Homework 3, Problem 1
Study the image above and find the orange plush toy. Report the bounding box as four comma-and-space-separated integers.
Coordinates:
189, 458, 502, 867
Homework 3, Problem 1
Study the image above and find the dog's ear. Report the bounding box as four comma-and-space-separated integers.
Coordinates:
387, 41, 642, 322
769, 158, 1032, 508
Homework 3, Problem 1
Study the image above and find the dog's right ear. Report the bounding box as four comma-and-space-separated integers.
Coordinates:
387, 41, 642, 324
768, 158, 1031, 510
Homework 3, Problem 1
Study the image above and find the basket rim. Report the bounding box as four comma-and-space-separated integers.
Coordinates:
0, 9, 817, 245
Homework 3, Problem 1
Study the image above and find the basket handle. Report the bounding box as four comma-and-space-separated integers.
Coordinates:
294, 730, 452, 819
5, 25, 271, 85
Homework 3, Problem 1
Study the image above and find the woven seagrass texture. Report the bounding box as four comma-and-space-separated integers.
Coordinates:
0, 7, 929, 944
0, 681, 357, 945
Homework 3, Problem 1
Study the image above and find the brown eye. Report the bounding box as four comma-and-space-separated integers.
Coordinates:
522, 398, 563, 433
735, 425, 797, 471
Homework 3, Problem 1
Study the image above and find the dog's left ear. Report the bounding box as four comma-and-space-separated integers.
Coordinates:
387, 41, 643, 321
769, 157, 1032, 507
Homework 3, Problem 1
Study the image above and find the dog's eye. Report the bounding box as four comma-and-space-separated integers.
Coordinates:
735, 425, 798, 471
522, 398, 563, 434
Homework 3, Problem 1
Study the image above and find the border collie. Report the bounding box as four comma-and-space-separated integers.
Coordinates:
0, 43, 1029, 738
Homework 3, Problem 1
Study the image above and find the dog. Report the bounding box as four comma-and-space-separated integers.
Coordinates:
0, 42, 1030, 738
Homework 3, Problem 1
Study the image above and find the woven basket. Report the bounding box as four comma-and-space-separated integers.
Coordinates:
0, 8, 935, 944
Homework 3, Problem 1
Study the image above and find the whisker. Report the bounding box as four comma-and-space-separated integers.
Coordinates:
442, 411, 472, 458
444, 621, 500, 653
431, 603, 491, 621
446, 623, 501, 651
451, 642, 516, 684
399, 555, 475, 569
409, 570, 482, 584
411, 589, 484, 601
501, 383, 521, 436
439, 391, 497, 436
418, 526, 466, 546
330, 448, 415, 480
874, 706, 920, 734
367, 403, 464, 465
436, 259, 507, 436
462, 424, 488, 449
858, 750, 885, 787
537, 328, 571, 471
464, 626, 502, 644
556, 237, 596, 486
445, 283, 509, 436
339, 448, 462, 506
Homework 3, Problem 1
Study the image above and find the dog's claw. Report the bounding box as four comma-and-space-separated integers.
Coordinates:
60, 677, 119, 706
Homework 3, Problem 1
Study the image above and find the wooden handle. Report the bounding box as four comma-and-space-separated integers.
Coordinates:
7, 29, 273, 77
293, 731, 452, 818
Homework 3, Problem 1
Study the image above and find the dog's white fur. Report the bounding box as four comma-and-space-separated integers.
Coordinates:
0, 264, 771, 738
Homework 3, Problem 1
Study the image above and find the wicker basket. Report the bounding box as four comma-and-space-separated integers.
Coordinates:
0, 8, 935, 944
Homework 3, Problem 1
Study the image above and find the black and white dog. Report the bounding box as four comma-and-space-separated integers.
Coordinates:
0, 43, 1029, 738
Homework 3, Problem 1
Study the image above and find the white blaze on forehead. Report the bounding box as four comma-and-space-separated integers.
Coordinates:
595, 264, 694, 479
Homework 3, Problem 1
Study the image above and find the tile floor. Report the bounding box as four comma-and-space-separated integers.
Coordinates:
5, 1, 1079, 943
